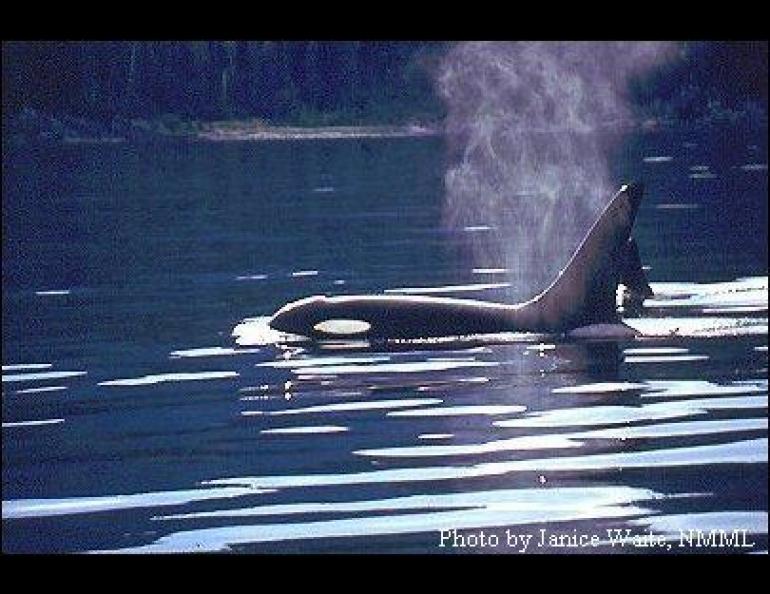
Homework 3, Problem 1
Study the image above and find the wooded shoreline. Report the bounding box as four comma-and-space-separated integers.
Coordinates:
4, 41, 767, 146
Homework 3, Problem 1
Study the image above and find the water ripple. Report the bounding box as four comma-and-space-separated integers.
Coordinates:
104, 485, 662, 553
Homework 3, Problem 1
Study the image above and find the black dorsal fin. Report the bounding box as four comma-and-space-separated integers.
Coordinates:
523, 183, 644, 331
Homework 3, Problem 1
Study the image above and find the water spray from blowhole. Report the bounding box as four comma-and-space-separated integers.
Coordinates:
438, 41, 678, 301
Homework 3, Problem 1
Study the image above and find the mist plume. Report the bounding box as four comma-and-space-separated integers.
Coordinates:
438, 41, 677, 300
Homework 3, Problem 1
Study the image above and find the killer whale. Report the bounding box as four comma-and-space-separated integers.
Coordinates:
269, 183, 652, 340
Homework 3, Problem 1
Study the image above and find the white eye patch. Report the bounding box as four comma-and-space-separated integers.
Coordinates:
313, 319, 372, 335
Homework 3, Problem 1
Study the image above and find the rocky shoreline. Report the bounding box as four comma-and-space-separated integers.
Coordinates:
197, 124, 438, 141
4, 106, 766, 146
3, 108, 441, 144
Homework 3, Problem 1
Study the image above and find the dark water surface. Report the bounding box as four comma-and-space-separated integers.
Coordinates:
2, 125, 767, 553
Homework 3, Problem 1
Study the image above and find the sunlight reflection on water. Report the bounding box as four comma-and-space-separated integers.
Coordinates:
2, 130, 767, 553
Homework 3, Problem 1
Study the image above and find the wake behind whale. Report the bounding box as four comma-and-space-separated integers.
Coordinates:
267, 183, 652, 342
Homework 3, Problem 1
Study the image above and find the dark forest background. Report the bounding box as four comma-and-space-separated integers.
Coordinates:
2, 40, 768, 138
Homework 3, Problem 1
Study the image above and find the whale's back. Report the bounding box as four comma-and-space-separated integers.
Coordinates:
268, 183, 648, 339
